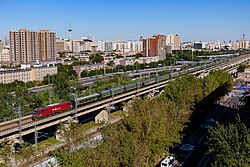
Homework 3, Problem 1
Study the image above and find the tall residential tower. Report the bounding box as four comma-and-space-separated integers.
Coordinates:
9, 29, 56, 64
142, 34, 166, 60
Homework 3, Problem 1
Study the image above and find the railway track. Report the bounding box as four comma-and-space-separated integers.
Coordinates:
0, 54, 249, 139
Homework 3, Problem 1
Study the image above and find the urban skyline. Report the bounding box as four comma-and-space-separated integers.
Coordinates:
0, 0, 250, 42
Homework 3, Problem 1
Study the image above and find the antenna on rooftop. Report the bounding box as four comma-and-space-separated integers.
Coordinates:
68, 23, 72, 40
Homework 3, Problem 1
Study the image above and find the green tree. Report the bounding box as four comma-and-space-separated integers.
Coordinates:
16, 142, 36, 160
0, 92, 15, 121
80, 70, 89, 78
57, 64, 78, 80
135, 53, 142, 58
0, 139, 13, 166
237, 64, 248, 73
53, 72, 71, 100
208, 117, 250, 167
90, 53, 104, 64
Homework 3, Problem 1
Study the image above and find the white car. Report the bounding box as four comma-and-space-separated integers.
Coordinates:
161, 155, 176, 167
180, 144, 194, 151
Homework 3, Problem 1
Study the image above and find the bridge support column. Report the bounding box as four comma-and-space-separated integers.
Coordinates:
147, 92, 155, 99
55, 123, 70, 142
159, 89, 165, 96
123, 99, 133, 113
95, 110, 109, 123
55, 117, 74, 141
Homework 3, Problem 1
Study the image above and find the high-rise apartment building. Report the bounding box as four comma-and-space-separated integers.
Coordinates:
142, 34, 166, 60
9, 29, 56, 64
9, 29, 38, 64
37, 30, 56, 61
167, 34, 180, 50
55, 39, 66, 53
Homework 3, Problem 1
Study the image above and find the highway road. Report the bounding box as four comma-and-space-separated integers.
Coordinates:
178, 92, 241, 167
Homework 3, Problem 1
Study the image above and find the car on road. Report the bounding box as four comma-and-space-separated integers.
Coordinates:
200, 124, 211, 129
206, 117, 215, 123
180, 144, 194, 152
160, 154, 177, 167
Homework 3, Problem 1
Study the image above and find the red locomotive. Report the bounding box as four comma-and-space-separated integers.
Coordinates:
32, 101, 74, 120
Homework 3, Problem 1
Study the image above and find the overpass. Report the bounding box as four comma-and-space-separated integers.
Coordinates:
0, 54, 249, 140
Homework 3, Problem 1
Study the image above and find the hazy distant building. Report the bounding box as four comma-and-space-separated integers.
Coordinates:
194, 42, 205, 49
104, 41, 113, 52
55, 39, 66, 53
0, 48, 10, 62
37, 30, 56, 61
143, 34, 166, 60
0, 40, 4, 53
167, 34, 180, 50
239, 40, 249, 49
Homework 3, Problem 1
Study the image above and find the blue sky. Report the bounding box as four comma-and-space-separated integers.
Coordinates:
0, 0, 249, 42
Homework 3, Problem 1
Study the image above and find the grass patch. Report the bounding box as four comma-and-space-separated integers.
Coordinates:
109, 110, 125, 120
38, 137, 61, 151
79, 121, 97, 131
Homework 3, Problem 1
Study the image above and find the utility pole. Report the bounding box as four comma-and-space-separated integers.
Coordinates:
137, 72, 142, 96
118, 77, 120, 87
34, 125, 38, 153
48, 75, 52, 104
17, 107, 22, 142
74, 93, 78, 121
89, 83, 92, 94
112, 83, 114, 109
192, 49, 194, 61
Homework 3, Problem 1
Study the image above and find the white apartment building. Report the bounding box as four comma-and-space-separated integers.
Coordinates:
167, 34, 181, 50
0, 49, 10, 62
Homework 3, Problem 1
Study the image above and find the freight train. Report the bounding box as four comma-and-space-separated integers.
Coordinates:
31, 62, 215, 120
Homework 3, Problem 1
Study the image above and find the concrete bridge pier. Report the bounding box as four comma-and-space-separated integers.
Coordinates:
95, 109, 109, 123
123, 99, 134, 113
55, 116, 75, 141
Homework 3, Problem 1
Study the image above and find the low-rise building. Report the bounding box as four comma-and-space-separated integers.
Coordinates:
0, 65, 57, 83
31, 65, 57, 81
73, 64, 104, 77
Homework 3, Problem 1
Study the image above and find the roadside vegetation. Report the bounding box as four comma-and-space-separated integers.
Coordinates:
207, 94, 250, 166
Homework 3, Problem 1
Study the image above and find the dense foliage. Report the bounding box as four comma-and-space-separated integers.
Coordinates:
208, 95, 250, 167
208, 119, 250, 167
